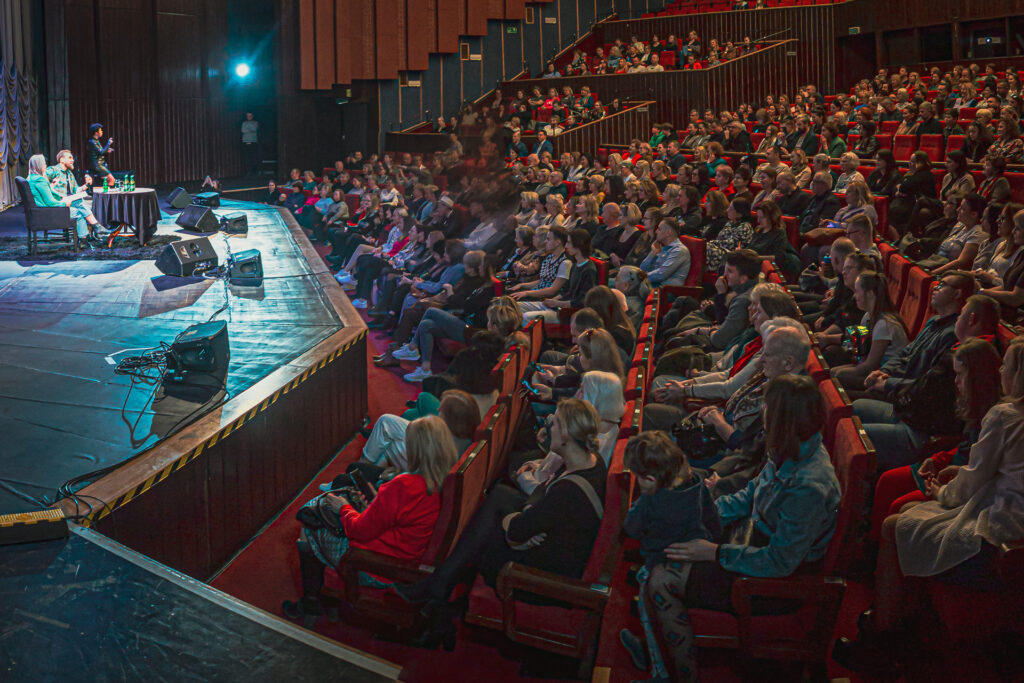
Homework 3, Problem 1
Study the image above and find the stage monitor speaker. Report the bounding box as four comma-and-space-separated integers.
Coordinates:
193, 191, 221, 208
155, 237, 218, 277
175, 204, 220, 233
168, 187, 192, 209
228, 249, 263, 286
166, 320, 229, 376
220, 212, 248, 234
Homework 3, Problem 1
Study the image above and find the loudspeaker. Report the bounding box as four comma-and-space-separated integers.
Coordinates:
168, 187, 192, 209
166, 320, 230, 376
228, 249, 263, 286
175, 204, 220, 233
220, 212, 248, 234
193, 191, 221, 208
155, 237, 218, 277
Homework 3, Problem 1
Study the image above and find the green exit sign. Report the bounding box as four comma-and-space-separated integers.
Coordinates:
506, 25, 518, 34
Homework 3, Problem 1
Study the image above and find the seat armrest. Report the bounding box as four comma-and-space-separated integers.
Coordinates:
341, 547, 436, 585
496, 562, 611, 611
660, 285, 703, 300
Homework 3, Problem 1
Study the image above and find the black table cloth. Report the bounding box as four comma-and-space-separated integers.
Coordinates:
92, 187, 161, 245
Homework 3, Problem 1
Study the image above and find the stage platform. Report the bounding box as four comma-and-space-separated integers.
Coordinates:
0, 199, 368, 578
0, 526, 399, 682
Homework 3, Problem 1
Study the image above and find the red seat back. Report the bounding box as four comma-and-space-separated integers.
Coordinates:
679, 235, 705, 285
892, 135, 918, 162
1007, 173, 1024, 202
880, 120, 899, 134
590, 256, 609, 285
887, 254, 913, 309
876, 133, 892, 150
946, 135, 965, 158
827, 418, 875, 574
846, 133, 860, 149
783, 215, 800, 248
899, 267, 935, 339
919, 134, 945, 162
422, 439, 492, 565
818, 378, 853, 453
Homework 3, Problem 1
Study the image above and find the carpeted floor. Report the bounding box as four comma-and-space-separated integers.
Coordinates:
0, 233, 180, 261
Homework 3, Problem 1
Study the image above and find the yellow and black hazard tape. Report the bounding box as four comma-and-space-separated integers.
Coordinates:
78, 329, 367, 527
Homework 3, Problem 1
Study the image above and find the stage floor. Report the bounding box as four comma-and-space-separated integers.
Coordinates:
0, 526, 399, 681
0, 200, 343, 514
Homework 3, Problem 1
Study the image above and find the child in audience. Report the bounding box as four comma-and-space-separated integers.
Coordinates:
619, 431, 722, 678
622, 431, 723, 570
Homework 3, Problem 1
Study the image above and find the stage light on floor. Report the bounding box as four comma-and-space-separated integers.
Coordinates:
234, 62, 251, 78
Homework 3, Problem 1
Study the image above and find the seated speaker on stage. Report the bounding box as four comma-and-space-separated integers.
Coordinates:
46, 150, 109, 247
87, 122, 116, 187
27, 154, 103, 249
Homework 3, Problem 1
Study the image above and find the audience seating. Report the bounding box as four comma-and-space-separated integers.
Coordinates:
898, 266, 936, 339
818, 377, 854, 453
918, 135, 945, 162
886, 254, 914, 311
892, 135, 917, 162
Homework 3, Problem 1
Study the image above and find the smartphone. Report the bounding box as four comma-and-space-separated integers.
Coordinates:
822, 254, 832, 265
527, 361, 540, 373
521, 378, 541, 397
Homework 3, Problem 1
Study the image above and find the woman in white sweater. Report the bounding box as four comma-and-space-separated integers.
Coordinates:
835, 337, 1024, 674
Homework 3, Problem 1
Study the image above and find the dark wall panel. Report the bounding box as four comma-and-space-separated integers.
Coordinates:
482, 20, 506, 91
522, 11, 545, 77
503, 21, 525, 78
62, 0, 244, 186
538, 1, 560, 64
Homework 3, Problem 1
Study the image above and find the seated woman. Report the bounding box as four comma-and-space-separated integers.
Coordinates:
852, 120, 880, 160
394, 399, 608, 640
634, 375, 840, 682
834, 339, 1024, 673
515, 191, 538, 225
866, 148, 899, 198
283, 415, 460, 622
751, 167, 778, 212
700, 190, 730, 241
704, 198, 753, 272
887, 151, 938, 234
939, 149, 976, 202
361, 389, 481, 471
961, 121, 994, 163
868, 338, 1003, 544
789, 148, 813, 189
615, 265, 653, 329
981, 206, 1024, 312
531, 326, 627, 402
974, 202, 1024, 289
977, 153, 1012, 205
585, 284, 638, 357
927, 193, 989, 276
513, 370, 625, 493
829, 271, 909, 391
989, 115, 1024, 164
336, 209, 411, 302
594, 202, 642, 265
515, 228, 596, 323
802, 181, 880, 261
748, 200, 799, 274
398, 296, 522, 385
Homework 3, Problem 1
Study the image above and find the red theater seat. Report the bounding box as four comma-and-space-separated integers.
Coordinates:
918, 134, 945, 162
892, 135, 918, 162
899, 267, 936, 339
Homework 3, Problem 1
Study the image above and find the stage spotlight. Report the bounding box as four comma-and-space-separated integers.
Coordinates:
234, 63, 251, 78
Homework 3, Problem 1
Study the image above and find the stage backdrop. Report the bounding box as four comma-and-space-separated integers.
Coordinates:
44, 0, 248, 187
0, 0, 41, 210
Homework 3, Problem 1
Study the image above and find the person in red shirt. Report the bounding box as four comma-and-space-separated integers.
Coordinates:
283, 415, 459, 621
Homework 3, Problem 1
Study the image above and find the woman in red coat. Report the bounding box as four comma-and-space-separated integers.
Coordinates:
283, 415, 459, 621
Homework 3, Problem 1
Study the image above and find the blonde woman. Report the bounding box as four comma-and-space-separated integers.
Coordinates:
517, 191, 539, 225
542, 194, 565, 229
285, 414, 458, 621
578, 195, 601, 235
789, 148, 812, 189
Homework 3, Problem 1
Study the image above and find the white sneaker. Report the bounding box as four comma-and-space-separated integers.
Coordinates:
403, 366, 432, 382
335, 271, 355, 284
352, 298, 368, 309
392, 345, 420, 361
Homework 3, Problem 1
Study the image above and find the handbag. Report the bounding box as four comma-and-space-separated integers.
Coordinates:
671, 414, 726, 462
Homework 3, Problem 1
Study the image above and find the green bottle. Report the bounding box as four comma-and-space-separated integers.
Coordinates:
103, 176, 108, 192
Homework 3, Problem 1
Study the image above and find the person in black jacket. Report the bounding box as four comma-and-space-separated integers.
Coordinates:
86, 123, 116, 186
798, 172, 841, 235
535, 228, 598, 317
723, 120, 752, 153
866, 149, 900, 198
888, 150, 938, 233
774, 171, 812, 216
916, 102, 943, 136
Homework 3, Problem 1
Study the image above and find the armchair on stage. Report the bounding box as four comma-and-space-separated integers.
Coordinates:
15, 176, 79, 254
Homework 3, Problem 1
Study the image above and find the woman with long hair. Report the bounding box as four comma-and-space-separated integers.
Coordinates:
961, 121, 994, 163
835, 338, 1024, 674
974, 202, 1024, 288
284, 415, 459, 622
831, 271, 909, 390
704, 198, 753, 271
700, 190, 730, 241
585, 285, 637, 355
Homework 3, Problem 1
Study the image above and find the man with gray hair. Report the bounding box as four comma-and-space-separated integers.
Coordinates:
798, 171, 840, 234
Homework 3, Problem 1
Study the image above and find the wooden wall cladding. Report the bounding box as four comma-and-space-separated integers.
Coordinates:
832, 0, 1024, 36
503, 41, 801, 130
63, 0, 243, 186
298, 0, 534, 88
597, 5, 838, 95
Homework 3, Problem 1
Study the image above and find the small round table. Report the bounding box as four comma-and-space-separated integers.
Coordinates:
91, 188, 161, 246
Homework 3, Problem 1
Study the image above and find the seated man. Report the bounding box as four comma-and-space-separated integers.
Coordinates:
798, 171, 841, 235
853, 271, 978, 470
640, 217, 691, 287
45, 149, 108, 246
773, 170, 811, 216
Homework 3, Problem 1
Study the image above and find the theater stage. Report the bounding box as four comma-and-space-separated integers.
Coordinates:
0, 525, 399, 681
0, 199, 368, 578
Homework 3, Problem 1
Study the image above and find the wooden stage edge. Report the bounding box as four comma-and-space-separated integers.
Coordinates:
57, 206, 369, 580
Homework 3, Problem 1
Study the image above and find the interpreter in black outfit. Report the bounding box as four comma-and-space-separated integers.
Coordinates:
87, 123, 115, 187
395, 399, 608, 643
